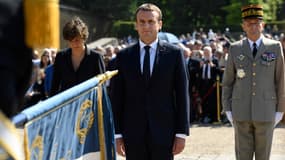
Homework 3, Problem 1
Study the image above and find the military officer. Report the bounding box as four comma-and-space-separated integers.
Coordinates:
222, 4, 285, 160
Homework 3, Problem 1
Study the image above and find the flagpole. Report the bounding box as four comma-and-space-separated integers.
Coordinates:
97, 85, 107, 160
96, 70, 118, 160
216, 75, 221, 123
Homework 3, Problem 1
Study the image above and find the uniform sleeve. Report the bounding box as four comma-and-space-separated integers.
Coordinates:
275, 42, 285, 112
222, 45, 236, 112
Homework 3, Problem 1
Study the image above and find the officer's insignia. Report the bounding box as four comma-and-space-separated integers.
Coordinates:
31, 135, 43, 160
237, 69, 246, 78
261, 52, 276, 62
76, 100, 94, 144
237, 54, 245, 61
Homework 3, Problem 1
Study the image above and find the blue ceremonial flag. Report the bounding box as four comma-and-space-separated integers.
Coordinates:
20, 73, 116, 160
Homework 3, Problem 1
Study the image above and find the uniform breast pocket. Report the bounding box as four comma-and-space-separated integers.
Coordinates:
259, 59, 276, 74
260, 59, 275, 67
233, 56, 250, 68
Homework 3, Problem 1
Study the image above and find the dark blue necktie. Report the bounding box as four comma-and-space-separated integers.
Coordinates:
252, 43, 257, 57
143, 46, 150, 84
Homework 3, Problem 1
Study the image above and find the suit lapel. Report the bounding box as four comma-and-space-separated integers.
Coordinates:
134, 43, 142, 76
257, 39, 266, 58
241, 39, 254, 61
241, 37, 267, 61
149, 40, 166, 85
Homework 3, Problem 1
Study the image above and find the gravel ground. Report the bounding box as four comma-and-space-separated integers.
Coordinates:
18, 122, 284, 160
117, 123, 285, 160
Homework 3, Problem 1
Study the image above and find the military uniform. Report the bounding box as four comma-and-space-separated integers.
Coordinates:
223, 37, 285, 121
222, 4, 285, 160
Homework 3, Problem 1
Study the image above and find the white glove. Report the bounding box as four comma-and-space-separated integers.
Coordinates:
274, 112, 284, 127
225, 111, 233, 126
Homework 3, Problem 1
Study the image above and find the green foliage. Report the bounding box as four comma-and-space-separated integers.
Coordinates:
111, 21, 137, 38
60, 0, 285, 38
60, 0, 134, 20
223, 0, 284, 25
222, 2, 242, 26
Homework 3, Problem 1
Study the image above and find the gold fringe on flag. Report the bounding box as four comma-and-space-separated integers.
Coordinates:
0, 111, 25, 160
97, 85, 107, 160
24, 0, 60, 49
96, 70, 118, 160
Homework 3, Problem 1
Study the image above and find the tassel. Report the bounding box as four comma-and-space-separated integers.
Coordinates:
24, 0, 60, 49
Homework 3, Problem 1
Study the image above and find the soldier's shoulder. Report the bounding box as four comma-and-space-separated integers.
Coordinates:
231, 39, 244, 47
263, 37, 280, 45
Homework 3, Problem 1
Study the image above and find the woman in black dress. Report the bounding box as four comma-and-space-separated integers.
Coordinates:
50, 17, 105, 96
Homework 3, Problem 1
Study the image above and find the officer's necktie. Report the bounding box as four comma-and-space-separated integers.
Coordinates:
143, 46, 150, 83
252, 42, 257, 57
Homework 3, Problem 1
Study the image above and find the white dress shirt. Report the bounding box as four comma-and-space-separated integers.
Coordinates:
139, 39, 158, 76
248, 35, 262, 52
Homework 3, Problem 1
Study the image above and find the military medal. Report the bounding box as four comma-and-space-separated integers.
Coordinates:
237, 54, 245, 61
261, 52, 276, 66
237, 69, 245, 78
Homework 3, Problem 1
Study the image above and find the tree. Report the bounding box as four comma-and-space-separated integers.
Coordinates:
59, 0, 284, 39
130, 0, 229, 35
60, 0, 134, 38
223, 0, 284, 25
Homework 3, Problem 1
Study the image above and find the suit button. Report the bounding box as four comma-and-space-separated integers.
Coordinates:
253, 82, 256, 86
253, 63, 256, 67
252, 73, 256, 76
252, 92, 256, 96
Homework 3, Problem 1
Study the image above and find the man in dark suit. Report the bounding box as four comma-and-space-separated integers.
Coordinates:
199, 46, 220, 123
110, 3, 189, 160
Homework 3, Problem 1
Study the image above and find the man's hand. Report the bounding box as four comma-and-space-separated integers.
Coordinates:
172, 137, 186, 155
225, 111, 233, 126
116, 138, 126, 157
274, 112, 284, 127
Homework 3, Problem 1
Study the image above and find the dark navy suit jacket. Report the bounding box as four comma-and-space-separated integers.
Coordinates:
110, 40, 189, 147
